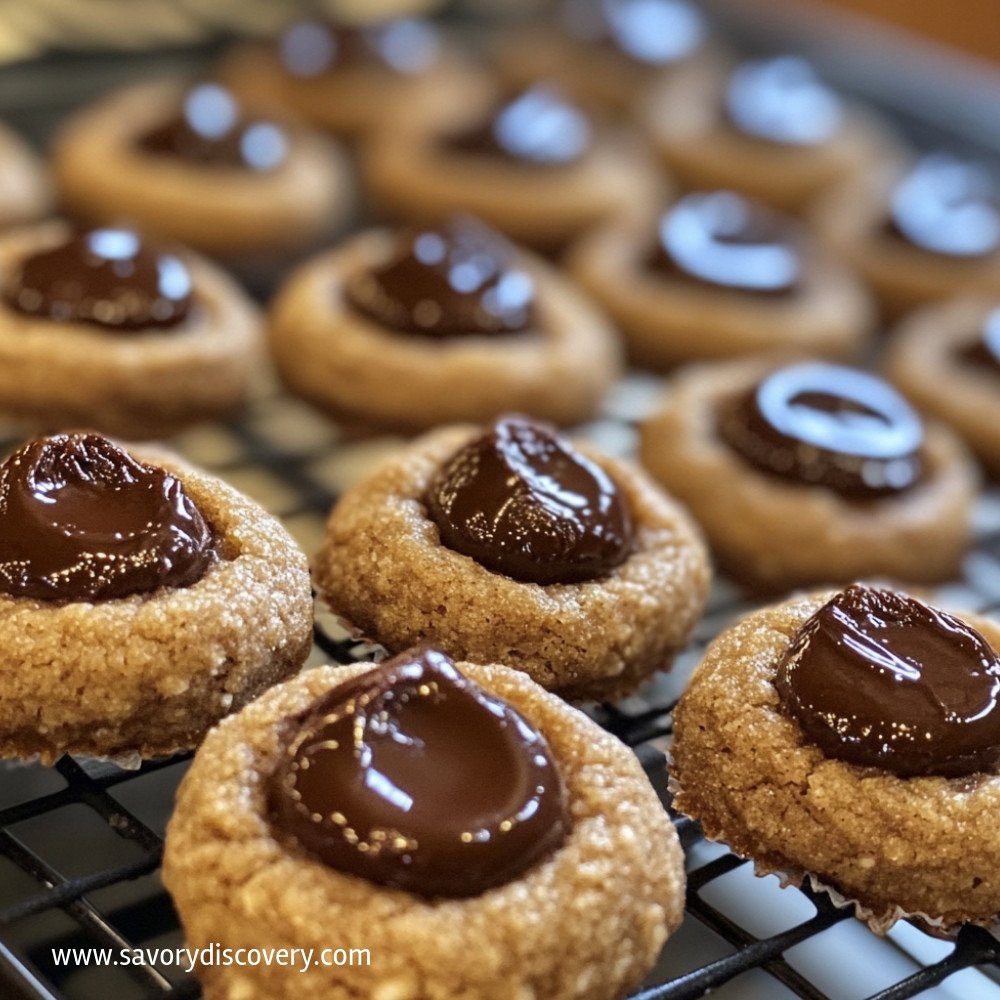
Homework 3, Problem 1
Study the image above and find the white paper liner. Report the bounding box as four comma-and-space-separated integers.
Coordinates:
321, 609, 390, 660
666, 771, 1000, 940
87, 750, 145, 771
2, 749, 144, 770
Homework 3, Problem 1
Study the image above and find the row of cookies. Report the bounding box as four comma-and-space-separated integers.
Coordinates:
2, 5, 994, 299
0, 216, 992, 601
0, 215, 990, 595
128, 395, 1000, 984
0, 411, 713, 762
0, 418, 710, 1000
0, 30, 989, 367
491, 0, 1000, 952
313, 0, 1000, 957
142, 405, 1000, 991
0, 13, 993, 467
39, 11, 1000, 319
3, 8, 996, 996
0, 12, 705, 1000
33, 406, 987, 992
0, 205, 992, 593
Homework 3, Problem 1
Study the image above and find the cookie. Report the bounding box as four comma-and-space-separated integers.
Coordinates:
0, 432, 313, 764
640, 54, 902, 214
315, 415, 710, 700
639, 358, 977, 589
0, 220, 262, 438
672, 584, 1000, 933
0, 121, 52, 229
164, 649, 686, 1000
812, 152, 1000, 318
363, 76, 661, 251
568, 189, 874, 368
885, 298, 1000, 476
268, 217, 623, 432
493, 0, 720, 113
53, 79, 352, 260
219, 16, 476, 139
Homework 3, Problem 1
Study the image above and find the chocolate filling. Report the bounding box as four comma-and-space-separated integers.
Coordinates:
426, 415, 633, 585
776, 584, 1000, 777
268, 648, 570, 897
718, 362, 924, 498
0, 434, 217, 603
651, 192, 802, 294
448, 85, 592, 167
346, 217, 536, 338
4, 228, 192, 331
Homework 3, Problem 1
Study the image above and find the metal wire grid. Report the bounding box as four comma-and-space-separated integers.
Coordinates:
0, 16, 999, 999
0, 385, 998, 1000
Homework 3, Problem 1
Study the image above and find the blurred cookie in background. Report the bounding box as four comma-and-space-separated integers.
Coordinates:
569, 189, 874, 368
218, 16, 476, 140
885, 298, 1000, 476
640, 358, 977, 590
812, 152, 1000, 318
640, 54, 905, 214
0, 220, 262, 437
363, 77, 662, 251
268, 216, 622, 432
52, 78, 352, 263
492, 0, 726, 114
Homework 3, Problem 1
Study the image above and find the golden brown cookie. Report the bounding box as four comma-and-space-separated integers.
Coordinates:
568, 190, 874, 369
639, 358, 977, 590
492, 0, 723, 113
268, 219, 623, 432
164, 655, 686, 1000
811, 153, 1000, 318
0, 220, 262, 438
0, 433, 313, 764
0, 122, 52, 229
315, 417, 710, 700
672, 586, 1000, 933
52, 78, 352, 260
219, 17, 475, 139
639, 54, 902, 214
885, 298, 1000, 476
363, 75, 661, 251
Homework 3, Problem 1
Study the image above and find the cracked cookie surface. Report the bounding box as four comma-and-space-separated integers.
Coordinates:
164, 660, 686, 1000
671, 591, 1000, 932
0, 446, 313, 763
314, 425, 710, 700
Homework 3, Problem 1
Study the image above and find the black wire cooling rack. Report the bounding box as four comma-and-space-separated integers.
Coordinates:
3, 19, 1000, 1000
2, 382, 1000, 1000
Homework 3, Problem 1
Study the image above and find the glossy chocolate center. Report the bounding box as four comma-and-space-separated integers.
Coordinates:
268, 648, 569, 897
959, 307, 1000, 375
448, 85, 592, 166
279, 18, 440, 77
140, 84, 288, 172
426, 416, 633, 585
561, 0, 705, 65
719, 362, 924, 498
4, 228, 192, 331
346, 217, 536, 338
0, 434, 217, 603
888, 153, 1000, 258
725, 56, 842, 146
776, 584, 1000, 777
653, 192, 802, 293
